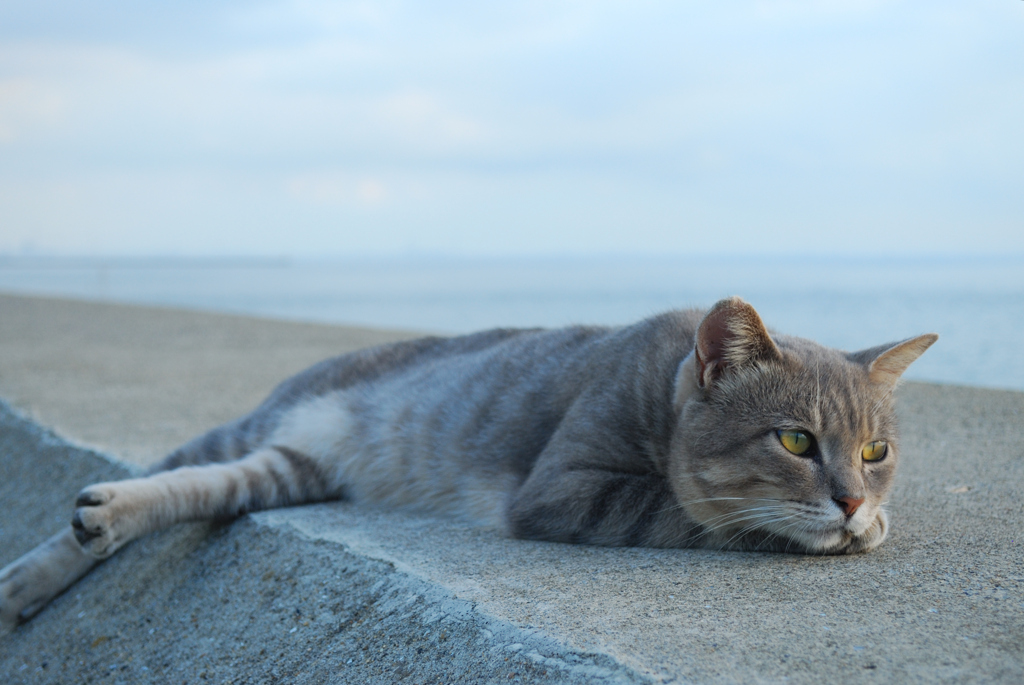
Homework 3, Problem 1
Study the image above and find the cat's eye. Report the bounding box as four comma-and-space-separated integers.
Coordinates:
777, 430, 814, 456
862, 440, 888, 462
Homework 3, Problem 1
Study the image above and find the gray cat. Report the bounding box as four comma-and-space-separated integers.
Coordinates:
0, 297, 936, 629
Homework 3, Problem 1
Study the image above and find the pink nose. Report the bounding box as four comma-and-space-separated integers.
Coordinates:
835, 496, 865, 517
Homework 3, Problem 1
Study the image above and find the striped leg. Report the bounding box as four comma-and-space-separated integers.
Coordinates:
72, 446, 331, 559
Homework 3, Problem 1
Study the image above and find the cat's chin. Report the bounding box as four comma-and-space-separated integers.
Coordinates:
839, 509, 889, 554
807, 509, 889, 555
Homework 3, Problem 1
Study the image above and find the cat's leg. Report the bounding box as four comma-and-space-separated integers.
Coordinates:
0, 528, 99, 631
3, 394, 348, 628
72, 445, 333, 558
507, 465, 700, 548
0, 423, 265, 631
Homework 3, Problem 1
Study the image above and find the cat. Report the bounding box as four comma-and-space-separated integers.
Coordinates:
0, 296, 936, 629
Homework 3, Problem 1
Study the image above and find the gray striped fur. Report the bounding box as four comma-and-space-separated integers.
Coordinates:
0, 297, 936, 629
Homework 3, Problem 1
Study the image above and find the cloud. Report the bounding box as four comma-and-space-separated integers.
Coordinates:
286, 173, 388, 206
0, 78, 64, 142
0, 1, 1021, 256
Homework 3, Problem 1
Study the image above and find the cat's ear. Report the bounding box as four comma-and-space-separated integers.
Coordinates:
848, 334, 939, 387
694, 297, 781, 389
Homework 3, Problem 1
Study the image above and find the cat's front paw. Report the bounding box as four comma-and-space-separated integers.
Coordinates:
841, 509, 888, 555
1, 529, 103, 630
72, 485, 125, 558
0, 558, 36, 632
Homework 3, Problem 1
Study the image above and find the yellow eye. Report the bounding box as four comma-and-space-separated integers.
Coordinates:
778, 430, 813, 456
862, 441, 888, 462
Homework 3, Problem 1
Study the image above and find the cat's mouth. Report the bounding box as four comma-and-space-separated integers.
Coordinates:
765, 505, 884, 554
749, 501, 877, 553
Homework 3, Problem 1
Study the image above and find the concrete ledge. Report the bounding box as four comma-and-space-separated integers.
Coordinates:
0, 401, 643, 684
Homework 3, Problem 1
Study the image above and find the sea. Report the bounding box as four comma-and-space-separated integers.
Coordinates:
1, 255, 1022, 393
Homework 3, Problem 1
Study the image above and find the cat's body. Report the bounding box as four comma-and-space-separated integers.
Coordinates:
0, 297, 936, 629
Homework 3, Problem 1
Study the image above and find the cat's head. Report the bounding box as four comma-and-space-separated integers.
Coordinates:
669, 296, 937, 554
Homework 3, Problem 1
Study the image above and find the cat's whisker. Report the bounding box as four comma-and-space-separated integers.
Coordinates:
697, 516, 774, 540
691, 505, 792, 530
779, 518, 818, 553
751, 517, 801, 552
750, 510, 839, 553
781, 523, 805, 554
787, 516, 845, 553
761, 517, 808, 554
721, 514, 800, 550
654, 496, 788, 516
691, 507, 797, 544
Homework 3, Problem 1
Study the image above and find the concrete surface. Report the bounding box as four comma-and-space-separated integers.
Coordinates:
1, 292, 1023, 683
0, 293, 421, 466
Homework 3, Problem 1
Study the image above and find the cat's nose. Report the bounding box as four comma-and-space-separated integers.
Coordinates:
835, 496, 865, 517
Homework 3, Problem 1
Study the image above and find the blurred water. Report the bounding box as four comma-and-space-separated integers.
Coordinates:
1, 256, 1022, 392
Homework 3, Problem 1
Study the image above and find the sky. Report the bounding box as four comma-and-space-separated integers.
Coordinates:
1, 1, 1022, 258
